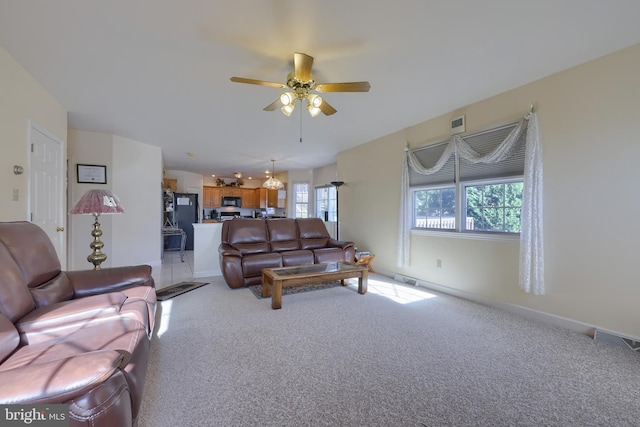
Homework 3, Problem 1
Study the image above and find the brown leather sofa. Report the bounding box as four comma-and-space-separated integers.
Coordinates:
219, 217, 356, 289
0, 221, 156, 427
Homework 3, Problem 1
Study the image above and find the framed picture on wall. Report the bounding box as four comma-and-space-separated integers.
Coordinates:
77, 164, 107, 184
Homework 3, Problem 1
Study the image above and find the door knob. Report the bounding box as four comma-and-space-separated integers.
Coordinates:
56, 227, 65, 232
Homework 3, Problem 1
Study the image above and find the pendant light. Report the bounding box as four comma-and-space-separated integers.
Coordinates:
262, 159, 284, 190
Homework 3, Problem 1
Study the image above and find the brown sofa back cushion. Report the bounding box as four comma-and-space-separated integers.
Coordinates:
0, 313, 19, 364
0, 222, 61, 289
0, 243, 36, 322
223, 219, 270, 254
297, 218, 330, 250
267, 219, 300, 252
29, 274, 75, 307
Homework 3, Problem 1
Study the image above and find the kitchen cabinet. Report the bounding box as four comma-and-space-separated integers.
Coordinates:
203, 186, 221, 208
163, 178, 177, 193
204, 186, 262, 208
220, 188, 242, 197
241, 188, 257, 208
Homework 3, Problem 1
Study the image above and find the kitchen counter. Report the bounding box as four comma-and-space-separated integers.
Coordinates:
192, 222, 222, 278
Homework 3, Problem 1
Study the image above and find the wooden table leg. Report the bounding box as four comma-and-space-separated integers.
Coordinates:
261, 272, 271, 298
272, 279, 283, 310
358, 270, 368, 294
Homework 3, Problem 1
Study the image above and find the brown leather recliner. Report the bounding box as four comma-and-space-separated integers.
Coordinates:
0, 221, 156, 427
219, 218, 356, 289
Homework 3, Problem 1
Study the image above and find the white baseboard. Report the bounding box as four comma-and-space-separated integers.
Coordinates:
378, 268, 597, 338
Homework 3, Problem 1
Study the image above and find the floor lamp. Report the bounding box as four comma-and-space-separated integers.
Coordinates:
330, 181, 344, 240
70, 189, 125, 270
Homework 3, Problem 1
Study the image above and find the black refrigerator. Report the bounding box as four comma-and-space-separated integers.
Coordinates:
173, 193, 198, 250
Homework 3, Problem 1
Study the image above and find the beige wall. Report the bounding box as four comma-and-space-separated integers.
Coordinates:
339, 43, 640, 337
68, 130, 162, 269
0, 47, 67, 221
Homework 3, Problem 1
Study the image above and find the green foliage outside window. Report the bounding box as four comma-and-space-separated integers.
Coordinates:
465, 182, 522, 232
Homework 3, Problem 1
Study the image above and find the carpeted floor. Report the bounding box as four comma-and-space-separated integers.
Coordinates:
139, 275, 640, 426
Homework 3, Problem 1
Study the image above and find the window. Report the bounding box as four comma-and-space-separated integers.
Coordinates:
293, 182, 309, 218
464, 180, 522, 232
413, 186, 456, 229
315, 185, 336, 221
411, 122, 526, 234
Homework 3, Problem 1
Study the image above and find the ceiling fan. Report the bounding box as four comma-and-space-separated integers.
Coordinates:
230, 52, 370, 117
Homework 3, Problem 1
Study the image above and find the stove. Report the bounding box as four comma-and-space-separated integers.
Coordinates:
220, 211, 241, 220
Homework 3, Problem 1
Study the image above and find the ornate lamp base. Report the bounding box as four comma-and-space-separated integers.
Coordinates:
87, 213, 108, 270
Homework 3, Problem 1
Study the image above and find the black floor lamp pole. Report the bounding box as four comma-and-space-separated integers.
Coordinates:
330, 181, 344, 240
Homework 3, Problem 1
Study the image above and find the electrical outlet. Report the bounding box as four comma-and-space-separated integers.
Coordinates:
436, 259, 442, 268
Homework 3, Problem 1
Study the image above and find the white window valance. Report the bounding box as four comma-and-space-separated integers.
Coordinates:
398, 112, 544, 295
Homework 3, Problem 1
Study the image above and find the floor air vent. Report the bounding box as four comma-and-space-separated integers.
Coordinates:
594, 329, 640, 352
393, 274, 418, 286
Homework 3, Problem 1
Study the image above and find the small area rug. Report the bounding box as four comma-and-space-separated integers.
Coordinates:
156, 282, 209, 301
249, 281, 342, 299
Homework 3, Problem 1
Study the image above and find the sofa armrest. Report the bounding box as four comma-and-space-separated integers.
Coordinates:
327, 239, 354, 250
66, 265, 154, 298
0, 350, 124, 404
218, 243, 242, 257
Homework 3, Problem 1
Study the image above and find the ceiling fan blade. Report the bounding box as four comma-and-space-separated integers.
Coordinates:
319, 100, 337, 116
294, 52, 314, 81
315, 81, 371, 92
230, 77, 286, 89
263, 98, 281, 111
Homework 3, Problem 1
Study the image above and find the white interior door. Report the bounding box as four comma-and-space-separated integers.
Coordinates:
29, 122, 66, 267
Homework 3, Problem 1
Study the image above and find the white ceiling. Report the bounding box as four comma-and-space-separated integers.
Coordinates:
1, 1, 639, 179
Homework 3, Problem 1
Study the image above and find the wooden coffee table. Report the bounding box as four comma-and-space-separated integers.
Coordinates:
261, 262, 368, 310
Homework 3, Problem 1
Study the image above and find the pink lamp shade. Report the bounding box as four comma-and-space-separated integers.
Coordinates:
70, 189, 125, 215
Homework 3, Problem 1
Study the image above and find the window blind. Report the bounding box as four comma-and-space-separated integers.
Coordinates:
409, 141, 455, 187
458, 123, 526, 181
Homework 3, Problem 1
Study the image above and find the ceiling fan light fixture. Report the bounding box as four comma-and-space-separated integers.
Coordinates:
281, 103, 295, 117
307, 94, 323, 117
280, 92, 294, 105
280, 92, 296, 116
309, 94, 322, 108
231, 52, 370, 118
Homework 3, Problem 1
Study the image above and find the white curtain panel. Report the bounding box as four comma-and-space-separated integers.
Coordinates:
397, 112, 544, 294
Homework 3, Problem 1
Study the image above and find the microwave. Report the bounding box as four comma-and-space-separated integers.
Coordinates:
222, 196, 242, 207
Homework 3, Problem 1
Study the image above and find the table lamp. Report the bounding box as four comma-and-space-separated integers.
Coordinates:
70, 189, 125, 269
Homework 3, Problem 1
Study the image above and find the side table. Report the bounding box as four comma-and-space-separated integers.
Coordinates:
355, 254, 375, 273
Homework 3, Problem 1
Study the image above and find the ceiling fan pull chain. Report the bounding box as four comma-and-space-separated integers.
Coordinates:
299, 103, 303, 143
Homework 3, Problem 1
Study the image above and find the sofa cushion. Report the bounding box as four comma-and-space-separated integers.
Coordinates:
226, 219, 270, 254
281, 250, 314, 266
29, 273, 74, 307
297, 218, 330, 249
313, 247, 348, 264
2, 317, 148, 422
0, 314, 19, 364
0, 244, 36, 323
242, 253, 282, 278
0, 350, 125, 404
15, 292, 128, 344
267, 218, 300, 252
0, 222, 61, 289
